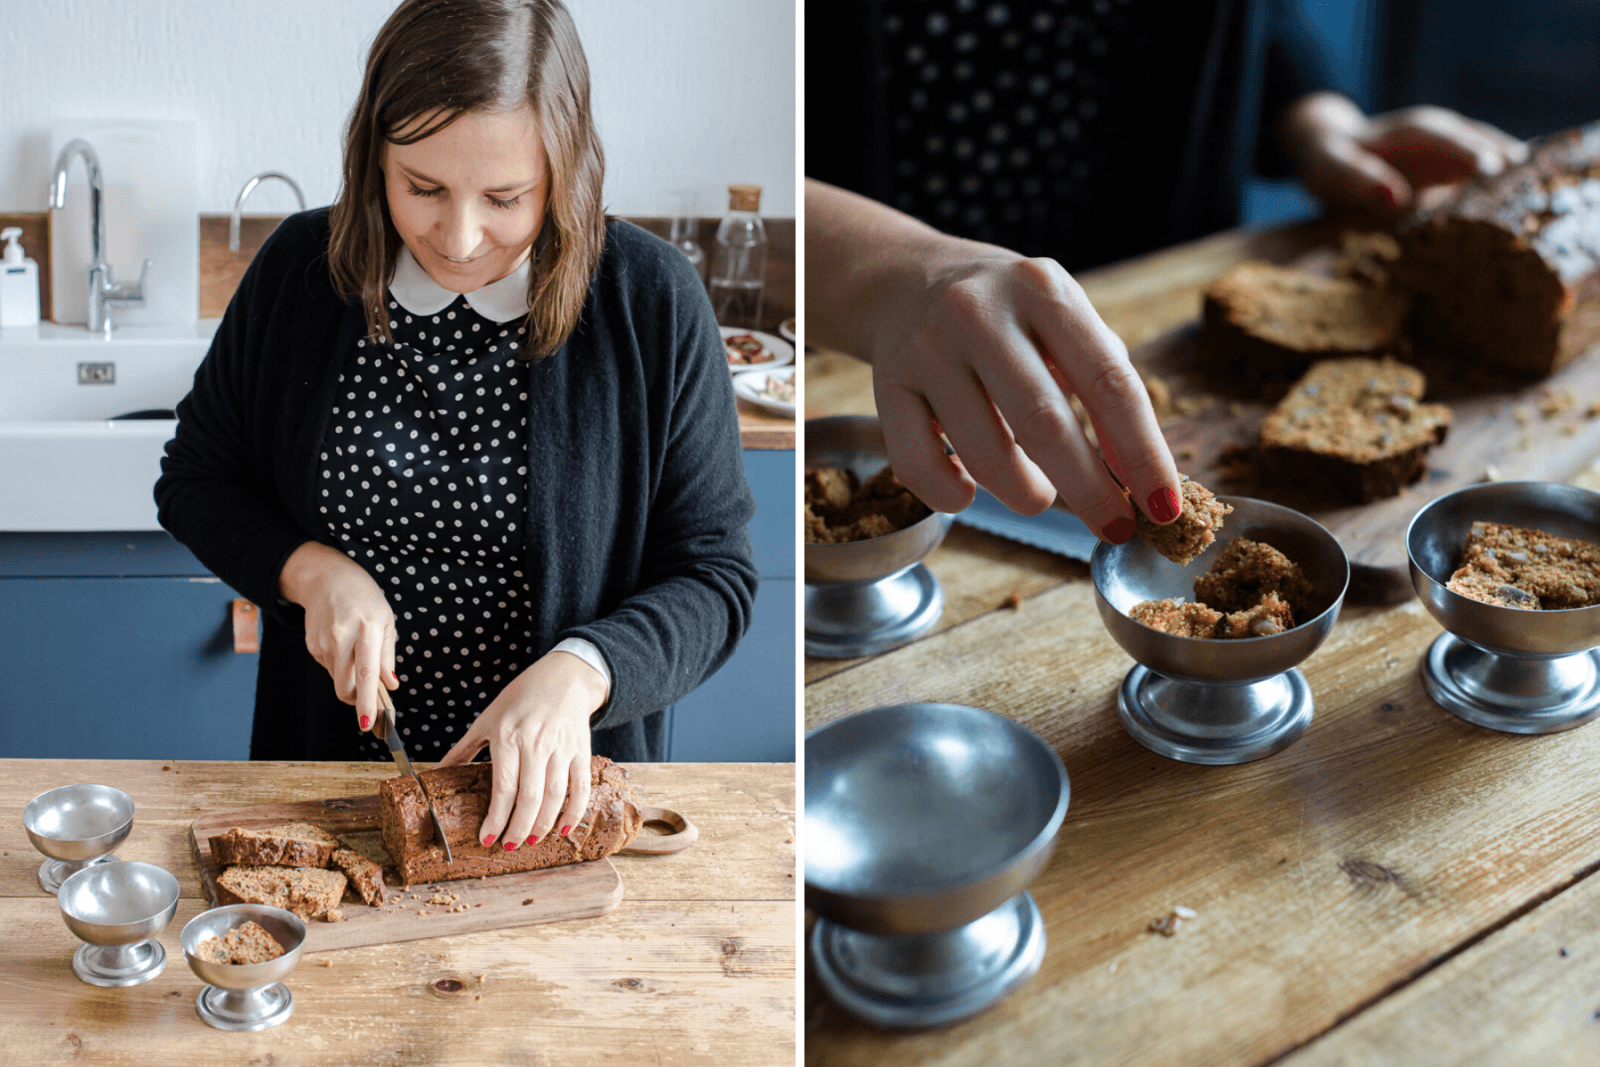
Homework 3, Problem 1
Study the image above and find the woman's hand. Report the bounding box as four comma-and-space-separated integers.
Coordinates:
1280, 92, 1528, 215
435, 650, 608, 850
806, 180, 1180, 542
277, 541, 398, 734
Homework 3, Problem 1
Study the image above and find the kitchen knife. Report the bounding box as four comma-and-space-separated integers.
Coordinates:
953, 487, 1100, 562
374, 689, 453, 863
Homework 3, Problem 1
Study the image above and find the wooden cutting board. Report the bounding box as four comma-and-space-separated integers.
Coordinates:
190, 793, 622, 952
1129, 322, 1600, 602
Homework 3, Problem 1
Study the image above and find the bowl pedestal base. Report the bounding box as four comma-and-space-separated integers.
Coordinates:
195, 982, 295, 1031
1117, 665, 1314, 765
1422, 632, 1600, 734
805, 564, 943, 659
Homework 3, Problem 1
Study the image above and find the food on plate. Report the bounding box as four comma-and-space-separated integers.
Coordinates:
724, 333, 775, 365
379, 756, 642, 886
1257, 356, 1451, 503
1446, 521, 1600, 610
1129, 537, 1310, 639
192, 919, 287, 965
804, 463, 933, 543
780, 316, 797, 337
1134, 474, 1233, 565
215, 864, 349, 923
756, 371, 795, 405
1203, 260, 1408, 375
331, 847, 388, 905
1333, 230, 1402, 288
1392, 121, 1600, 378
1193, 538, 1314, 617
209, 822, 341, 868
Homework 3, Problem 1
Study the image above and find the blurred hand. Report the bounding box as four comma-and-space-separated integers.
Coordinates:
435, 650, 606, 851
277, 540, 398, 735
1282, 92, 1528, 215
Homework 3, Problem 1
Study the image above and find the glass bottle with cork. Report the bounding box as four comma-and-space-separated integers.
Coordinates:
709, 183, 767, 329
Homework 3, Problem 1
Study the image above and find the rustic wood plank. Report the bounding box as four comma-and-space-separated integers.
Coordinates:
0, 896, 793, 1067
1282, 864, 1600, 1067
805, 589, 1600, 1065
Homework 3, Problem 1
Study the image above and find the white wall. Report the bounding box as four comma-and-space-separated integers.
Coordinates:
0, 0, 795, 217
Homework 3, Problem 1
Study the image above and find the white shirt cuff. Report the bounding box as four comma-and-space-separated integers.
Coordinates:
552, 637, 611, 695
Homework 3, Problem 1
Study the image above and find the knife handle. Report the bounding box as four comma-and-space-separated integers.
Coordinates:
622, 805, 698, 854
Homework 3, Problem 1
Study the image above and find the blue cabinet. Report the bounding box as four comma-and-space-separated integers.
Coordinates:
0, 448, 796, 762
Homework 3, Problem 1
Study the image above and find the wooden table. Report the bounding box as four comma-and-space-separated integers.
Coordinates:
805, 219, 1600, 1066
2, 759, 795, 1066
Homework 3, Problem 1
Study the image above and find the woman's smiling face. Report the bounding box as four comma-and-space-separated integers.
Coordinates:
383, 107, 549, 293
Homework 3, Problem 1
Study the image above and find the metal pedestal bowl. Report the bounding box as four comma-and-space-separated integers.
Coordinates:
805, 703, 1070, 1027
24, 784, 134, 894
57, 861, 179, 986
182, 904, 307, 1031
805, 416, 955, 658
1407, 481, 1600, 733
1092, 497, 1350, 765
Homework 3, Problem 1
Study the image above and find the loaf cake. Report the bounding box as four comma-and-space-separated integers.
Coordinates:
1203, 260, 1409, 375
805, 464, 933, 543
1392, 121, 1600, 377
209, 823, 342, 868
1257, 357, 1451, 503
1134, 475, 1233, 565
193, 920, 286, 964
1446, 521, 1600, 609
380, 756, 642, 886
215, 865, 348, 922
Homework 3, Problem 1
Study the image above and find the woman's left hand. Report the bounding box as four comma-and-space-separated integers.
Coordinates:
434, 650, 609, 850
1280, 91, 1527, 215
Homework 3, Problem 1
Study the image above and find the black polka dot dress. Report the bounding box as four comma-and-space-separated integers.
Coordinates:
319, 296, 533, 762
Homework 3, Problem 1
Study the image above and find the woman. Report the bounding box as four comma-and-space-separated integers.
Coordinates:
156, 0, 757, 851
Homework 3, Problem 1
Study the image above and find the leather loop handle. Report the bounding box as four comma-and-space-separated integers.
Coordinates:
232, 599, 260, 654
622, 805, 698, 855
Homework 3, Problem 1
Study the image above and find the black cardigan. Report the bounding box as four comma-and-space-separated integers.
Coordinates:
155, 210, 759, 762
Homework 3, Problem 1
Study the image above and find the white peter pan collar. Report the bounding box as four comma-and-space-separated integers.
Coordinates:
388, 244, 532, 324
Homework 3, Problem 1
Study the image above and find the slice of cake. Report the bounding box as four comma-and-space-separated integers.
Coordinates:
1258, 356, 1451, 503
1203, 261, 1409, 376
1193, 538, 1314, 618
215, 865, 348, 922
1446, 521, 1600, 610
1393, 121, 1600, 378
210, 822, 341, 868
193, 920, 287, 964
1134, 475, 1233, 565
330, 847, 388, 906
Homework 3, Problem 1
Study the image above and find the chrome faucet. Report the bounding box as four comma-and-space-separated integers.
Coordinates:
229, 171, 306, 252
48, 138, 150, 336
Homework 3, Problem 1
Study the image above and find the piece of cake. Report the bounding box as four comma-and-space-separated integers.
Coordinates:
1257, 357, 1451, 503
380, 756, 643, 887
1203, 261, 1409, 375
1128, 598, 1224, 638
1446, 521, 1600, 610
1134, 475, 1233, 565
330, 847, 388, 906
209, 823, 342, 868
1193, 538, 1314, 618
215, 865, 348, 922
1392, 121, 1600, 378
194, 920, 287, 965
1217, 592, 1296, 639
804, 463, 932, 543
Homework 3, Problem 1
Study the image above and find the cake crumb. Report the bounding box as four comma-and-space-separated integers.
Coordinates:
1228, 401, 1243, 417
1001, 591, 1022, 610
1538, 385, 1575, 418
1148, 914, 1184, 937
1482, 465, 1501, 483
319, 958, 333, 967
1515, 407, 1531, 426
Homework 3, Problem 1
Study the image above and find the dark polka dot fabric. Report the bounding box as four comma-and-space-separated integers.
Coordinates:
319, 296, 533, 762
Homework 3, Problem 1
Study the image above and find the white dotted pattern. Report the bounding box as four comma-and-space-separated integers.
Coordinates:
321, 296, 533, 761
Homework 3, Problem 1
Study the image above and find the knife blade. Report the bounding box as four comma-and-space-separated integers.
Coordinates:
953, 487, 1100, 562
375, 688, 453, 863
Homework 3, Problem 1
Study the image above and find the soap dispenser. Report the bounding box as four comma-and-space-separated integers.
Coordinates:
0, 227, 40, 327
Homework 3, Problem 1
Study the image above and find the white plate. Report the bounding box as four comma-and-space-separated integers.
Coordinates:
720, 326, 794, 374
778, 317, 797, 345
732, 366, 797, 416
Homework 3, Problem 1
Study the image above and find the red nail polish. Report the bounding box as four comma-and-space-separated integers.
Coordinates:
1147, 487, 1181, 524
1101, 517, 1135, 545
560, 825, 572, 837
504, 841, 517, 851
482, 835, 495, 848
359, 715, 370, 730
1372, 183, 1397, 209
525, 835, 537, 845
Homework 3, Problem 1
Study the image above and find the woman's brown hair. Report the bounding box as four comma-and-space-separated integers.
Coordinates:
328, 0, 605, 358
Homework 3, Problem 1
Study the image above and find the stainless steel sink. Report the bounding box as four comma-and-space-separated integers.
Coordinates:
0, 320, 219, 530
